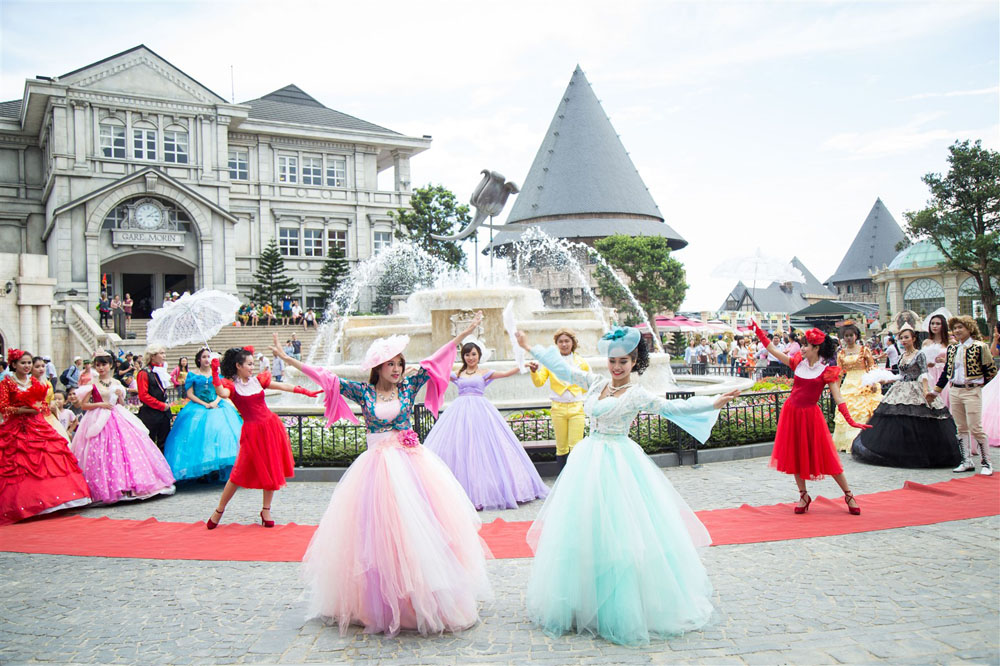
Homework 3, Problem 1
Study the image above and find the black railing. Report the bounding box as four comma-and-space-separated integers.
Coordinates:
275, 389, 847, 468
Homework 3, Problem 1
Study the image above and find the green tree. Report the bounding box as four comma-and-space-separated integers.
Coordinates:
253, 238, 297, 306
318, 247, 349, 306
390, 184, 468, 270
593, 235, 688, 339
903, 140, 1000, 332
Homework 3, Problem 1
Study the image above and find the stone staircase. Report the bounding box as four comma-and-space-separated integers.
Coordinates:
122, 319, 323, 363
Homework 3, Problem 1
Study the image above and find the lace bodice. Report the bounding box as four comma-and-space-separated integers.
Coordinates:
530, 345, 720, 442
897, 351, 927, 382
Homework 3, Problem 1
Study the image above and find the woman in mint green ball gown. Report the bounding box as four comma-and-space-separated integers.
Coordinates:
515, 328, 738, 647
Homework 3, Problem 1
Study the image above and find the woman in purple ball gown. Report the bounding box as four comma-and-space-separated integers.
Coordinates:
423, 339, 549, 510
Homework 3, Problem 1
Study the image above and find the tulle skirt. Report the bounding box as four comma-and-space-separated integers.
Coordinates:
851, 382, 962, 468
0, 414, 91, 525
71, 406, 175, 504
526, 432, 713, 647
423, 394, 548, 510
982, 375, 999, 447
770, 403, 843, 480
302, 430, 492, 637
163, 400, 242, 480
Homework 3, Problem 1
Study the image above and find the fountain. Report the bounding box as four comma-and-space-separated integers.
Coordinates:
278, 229, 751, 410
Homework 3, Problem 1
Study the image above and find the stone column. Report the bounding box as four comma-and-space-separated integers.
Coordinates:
36, 305, 51, 358
392, 150, 411, 193
19, 304, 35, 350
72, 101, 88, 168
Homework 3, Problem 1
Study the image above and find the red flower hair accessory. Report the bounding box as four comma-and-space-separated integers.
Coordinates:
804, 328, 826, 346
243, 345, 255, 355
6, 348, 28, 364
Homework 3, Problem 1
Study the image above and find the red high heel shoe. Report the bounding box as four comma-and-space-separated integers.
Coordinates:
260, 507, 275, 528
794, 490, 811, 514
844, 491, 861, 515
206, 508, 223, 530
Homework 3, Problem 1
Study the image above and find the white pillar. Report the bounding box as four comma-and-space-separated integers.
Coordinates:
19, 304, 35, 350
36, 305, 51, 358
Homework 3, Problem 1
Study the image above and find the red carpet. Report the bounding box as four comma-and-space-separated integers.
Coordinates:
1, 476, 996, 561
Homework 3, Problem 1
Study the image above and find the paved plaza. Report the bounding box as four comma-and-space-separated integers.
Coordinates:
1, 455, 998, 665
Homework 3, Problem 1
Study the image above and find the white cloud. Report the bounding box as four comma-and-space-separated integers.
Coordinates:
901, 86, 999, 101
821, 114, 995, 159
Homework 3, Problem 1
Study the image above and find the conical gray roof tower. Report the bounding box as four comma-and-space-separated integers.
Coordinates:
826, 198, 905, 287
489, 66, 686, 250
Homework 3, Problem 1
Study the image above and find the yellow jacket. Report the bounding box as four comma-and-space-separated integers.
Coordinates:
531, 352, 590, 397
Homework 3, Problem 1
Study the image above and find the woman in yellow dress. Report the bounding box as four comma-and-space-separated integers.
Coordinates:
31, 356, 71, 442
832, 322, 881, 452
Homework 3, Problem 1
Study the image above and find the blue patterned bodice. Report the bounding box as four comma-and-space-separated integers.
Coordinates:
339, 368, 430, 433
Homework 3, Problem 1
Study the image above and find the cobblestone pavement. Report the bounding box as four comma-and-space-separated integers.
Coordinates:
1, 455, 998, 665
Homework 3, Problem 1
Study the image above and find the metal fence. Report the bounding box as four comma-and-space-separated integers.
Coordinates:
276, 389, 832, 468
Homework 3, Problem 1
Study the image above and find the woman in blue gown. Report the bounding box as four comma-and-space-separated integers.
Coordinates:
515, 327, 738, 647
164, 348, 242, 480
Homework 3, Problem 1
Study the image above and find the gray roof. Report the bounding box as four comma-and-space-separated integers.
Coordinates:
826, 198, 905, 284
721, 257, 835, 314
0, 99, 21, 118
243, 85, 400, 135
506, 66, 664, 222
487, 217, 688, 251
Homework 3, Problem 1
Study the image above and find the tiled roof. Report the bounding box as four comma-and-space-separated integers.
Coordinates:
826, 198, 905, 283
487, 217, 688, 251
243, 84, 400, 135
505, 67, 671, 227
0, 99, 22, 119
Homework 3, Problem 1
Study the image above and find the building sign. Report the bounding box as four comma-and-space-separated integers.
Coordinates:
112, 229, 185, 248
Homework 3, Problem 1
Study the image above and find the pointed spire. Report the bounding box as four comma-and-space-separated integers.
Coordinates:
506, 67, 665, 224
827, 198, 906, 284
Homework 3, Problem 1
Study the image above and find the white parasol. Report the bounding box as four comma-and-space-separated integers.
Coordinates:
146, 289, 241, 348
713, 248, 806, 290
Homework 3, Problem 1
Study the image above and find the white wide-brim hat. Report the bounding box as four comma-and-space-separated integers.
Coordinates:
461, 336, 492, 364
924, 307, 954, 332
360, 335, 411, 372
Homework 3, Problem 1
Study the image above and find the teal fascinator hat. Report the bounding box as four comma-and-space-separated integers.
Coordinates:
597, 326, 641, 357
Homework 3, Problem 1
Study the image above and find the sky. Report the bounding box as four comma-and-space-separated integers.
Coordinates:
2, 0, 997, 312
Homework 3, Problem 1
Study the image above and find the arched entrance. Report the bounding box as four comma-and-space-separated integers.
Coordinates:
101, 252, 197, 319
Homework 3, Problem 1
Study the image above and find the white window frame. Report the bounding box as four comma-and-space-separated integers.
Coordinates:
163, 129, 189, 164
133, 127, 157, 161
327, 229, 347, 255
302, 156, 322, 186
303, 228, 324, 257
228, 149, 249, 180
278, 227, 300, 256
325, 156, 347, 187
99, 122, 126, 159
373, 230, 392, 254
278, 155, 298, 183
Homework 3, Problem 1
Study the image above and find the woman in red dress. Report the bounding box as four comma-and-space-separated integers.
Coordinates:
0, 349, 91, 525
205, 346, 320, 529
748, 321, 869, 515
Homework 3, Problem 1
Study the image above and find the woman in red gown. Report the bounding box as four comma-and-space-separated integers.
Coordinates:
205, 347, 320, 529
748, 321, 869, 515
0, 349, 91, 525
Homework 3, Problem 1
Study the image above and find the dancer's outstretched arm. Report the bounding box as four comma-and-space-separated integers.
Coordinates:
486, 367, 521, 380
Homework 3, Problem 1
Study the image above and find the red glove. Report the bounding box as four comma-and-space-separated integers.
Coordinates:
293, 386, 323, 397
749, 319, 771, 348
838, 403, 872, 430
210, 358, 222, 387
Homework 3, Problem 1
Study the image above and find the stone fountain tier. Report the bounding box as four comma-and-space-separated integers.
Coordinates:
277, 355, 751, 413
341, 286, 607, 364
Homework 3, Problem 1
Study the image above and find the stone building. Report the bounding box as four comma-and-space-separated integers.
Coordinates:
716, 257, 836, 331
0, 45, 429, 365
871, 240, 995, 322
487, 66, 688, 309
824, 197, 905, 302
